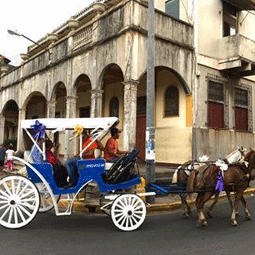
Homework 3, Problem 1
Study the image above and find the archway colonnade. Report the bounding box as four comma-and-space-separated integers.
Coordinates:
0, 64, 191, 163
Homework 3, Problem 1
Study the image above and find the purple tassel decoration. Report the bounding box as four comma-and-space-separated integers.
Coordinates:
215, 170, 224, 192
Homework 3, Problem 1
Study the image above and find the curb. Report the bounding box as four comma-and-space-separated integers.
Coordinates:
71, 188, 255, 214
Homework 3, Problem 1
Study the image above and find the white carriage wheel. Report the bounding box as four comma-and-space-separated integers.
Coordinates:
0, 175, 40, 229
111, 194, 146, 231
35, 183, 60, 213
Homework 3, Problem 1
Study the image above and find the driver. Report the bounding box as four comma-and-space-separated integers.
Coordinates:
104, 127, 127, 163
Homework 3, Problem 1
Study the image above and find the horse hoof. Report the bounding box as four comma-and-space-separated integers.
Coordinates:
231, 220, 238, 226
197, 220, 208, 227
246, 215, 252, 221
207, 211, 213, 218
183, 213, 189, 218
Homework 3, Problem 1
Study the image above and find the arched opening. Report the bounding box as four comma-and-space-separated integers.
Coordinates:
52, 82, 67, 118
74, 74, 91, 117
137, 66, 190, 162
100, 63, 124, 149
1, 100, 19, 148
25, 92, 47, 119
101, 64, 124, 117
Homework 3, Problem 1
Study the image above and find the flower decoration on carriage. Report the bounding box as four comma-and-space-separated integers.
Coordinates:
70, 124, 83, 141
30, 120, 46, 139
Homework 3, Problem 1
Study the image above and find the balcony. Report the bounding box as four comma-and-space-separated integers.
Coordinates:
224, 0, 255, 10
218, 34, 255, 76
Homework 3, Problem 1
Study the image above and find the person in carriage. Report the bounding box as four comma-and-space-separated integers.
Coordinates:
104, 127, 127, 163
64, 129, 104, 188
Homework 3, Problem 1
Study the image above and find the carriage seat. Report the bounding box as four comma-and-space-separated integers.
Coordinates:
26, 163, 54, 184
103, 149, 139, 184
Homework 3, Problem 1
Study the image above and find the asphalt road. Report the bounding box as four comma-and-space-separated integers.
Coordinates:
1, 196, 255, 255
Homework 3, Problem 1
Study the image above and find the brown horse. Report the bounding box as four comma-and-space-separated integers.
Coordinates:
187, 163, 219, 227
188, 149, 255, 227
173, 148, 247, 218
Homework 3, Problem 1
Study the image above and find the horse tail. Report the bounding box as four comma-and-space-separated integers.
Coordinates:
187, 170, 197, 193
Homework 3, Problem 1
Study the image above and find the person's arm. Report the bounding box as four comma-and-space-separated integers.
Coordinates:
96, 140, 104, 151
117, 149, 128, 155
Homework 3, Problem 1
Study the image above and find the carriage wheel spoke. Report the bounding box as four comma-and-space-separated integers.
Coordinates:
8, 207, 14, 224
119, 199, 126, 208
15, 179, 22, 195
16, 206, 26, 222
13, 207, 18, 225
0, 203, 9, 211
0, 190, 10, 199
19, 202, 36, 210
0, 206, 11, 220
17, 183, 29, 197
20, 189, 35, 200
18, 204, 32, 217
116, 214, 125, 224
3, 183, 12, 197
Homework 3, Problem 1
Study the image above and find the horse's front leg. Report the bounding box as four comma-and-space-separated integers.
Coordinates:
207, 192, 219, 218
180, 193, 191, 218
241, 196, 252, 220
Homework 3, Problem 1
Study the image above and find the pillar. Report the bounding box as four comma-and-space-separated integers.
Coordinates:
17, 108, 26, 152
90, 89, 104, 117
0, 114, 5, 145
47, 100, 57, 118
66, 96, 77, 118
64, 96, 77, 158
123, 80, 139, 151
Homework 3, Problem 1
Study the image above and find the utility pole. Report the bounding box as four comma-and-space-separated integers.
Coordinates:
146, 0, 155, 203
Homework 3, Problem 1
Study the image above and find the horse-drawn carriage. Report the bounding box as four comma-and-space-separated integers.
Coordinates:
0, 117, 154, 231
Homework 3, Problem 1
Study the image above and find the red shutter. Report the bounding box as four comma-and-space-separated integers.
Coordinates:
208, 102, 224, 128
235, 107, 248, 131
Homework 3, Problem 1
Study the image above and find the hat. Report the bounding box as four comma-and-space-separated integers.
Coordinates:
111, 127, 121, 137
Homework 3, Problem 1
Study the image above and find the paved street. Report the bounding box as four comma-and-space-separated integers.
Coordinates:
1, 195, 255, 255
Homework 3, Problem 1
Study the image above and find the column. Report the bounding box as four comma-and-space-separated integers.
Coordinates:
17, 108, 26, 152
66, 96, 77, 118
0, 115, 5, 145
90, 89, 104, 117
47, 100, 57, 118
123, 80, 139, 151
65, 96, 77, 158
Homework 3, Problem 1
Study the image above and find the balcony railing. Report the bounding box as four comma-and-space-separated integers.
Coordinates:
218, 34, 255, 75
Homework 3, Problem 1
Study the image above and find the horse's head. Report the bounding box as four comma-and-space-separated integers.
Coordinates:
244, 150, 255, 163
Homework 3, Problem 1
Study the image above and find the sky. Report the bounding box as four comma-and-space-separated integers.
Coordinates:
1, 0, 94, 66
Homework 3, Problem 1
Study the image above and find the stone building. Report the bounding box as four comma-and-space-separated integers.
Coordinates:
0, 0, 255, 164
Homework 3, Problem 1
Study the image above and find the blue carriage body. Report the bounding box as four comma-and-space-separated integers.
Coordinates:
26, 158, 141, 195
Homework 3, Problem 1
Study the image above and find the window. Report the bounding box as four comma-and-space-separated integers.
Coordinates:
208, 81, 225, 129
137, 96, 146, 116
164, 86, 179, 117
109, 97, 119, 117
165, 0, 179, 19
223, 1, 238, 37
235, 88, 248, 131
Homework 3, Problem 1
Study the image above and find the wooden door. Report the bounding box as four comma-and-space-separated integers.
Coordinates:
136, 96, 146, 160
